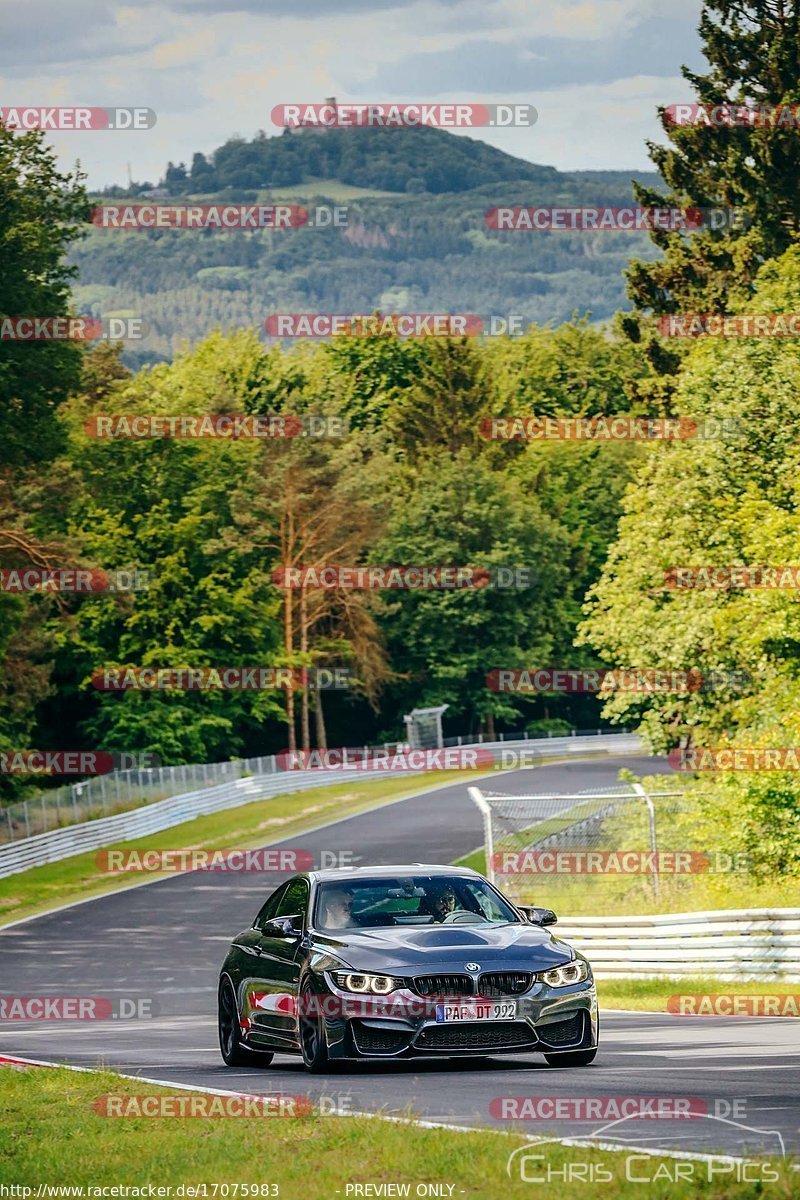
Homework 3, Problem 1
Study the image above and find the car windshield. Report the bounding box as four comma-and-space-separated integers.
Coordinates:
314, 875, 520, 931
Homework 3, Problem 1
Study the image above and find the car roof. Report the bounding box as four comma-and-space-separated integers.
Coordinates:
309, 864, 482, 882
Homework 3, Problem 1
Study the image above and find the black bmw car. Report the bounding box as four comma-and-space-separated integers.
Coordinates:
217, 864, 598, 1072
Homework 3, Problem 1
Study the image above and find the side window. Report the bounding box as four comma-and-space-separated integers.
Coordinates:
275, 877, 310, 923
466, 881, 506, 920
254, 883, 289, 929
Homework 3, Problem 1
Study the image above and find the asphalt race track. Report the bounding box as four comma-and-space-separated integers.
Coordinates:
1, 754, 799, 1162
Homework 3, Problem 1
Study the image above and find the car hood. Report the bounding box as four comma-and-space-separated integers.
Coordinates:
313, 922, 576, 972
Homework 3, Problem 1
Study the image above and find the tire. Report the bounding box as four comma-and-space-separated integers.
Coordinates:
299, 982, 331, 1073
218, 978, 274, 1068
543, 1047, 598, 1067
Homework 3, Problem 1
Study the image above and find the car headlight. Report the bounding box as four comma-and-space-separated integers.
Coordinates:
332, 972, 403, 994
538, 960, 590, 988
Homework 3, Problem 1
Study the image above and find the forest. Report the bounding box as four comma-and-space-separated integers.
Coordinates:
3, 0, 800, 880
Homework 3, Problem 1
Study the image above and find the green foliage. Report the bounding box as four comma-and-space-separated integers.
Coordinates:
0, 123, 90, 466
581, 245, 800, 873
372, 448, 574, 727
525, 717, 573, 735
0, 123, 90, 795
181, 126, 559, 197
77, 156, 663, 369
0, 319, 649, 770
54, 332, 285, 763
627, 0, 800, 317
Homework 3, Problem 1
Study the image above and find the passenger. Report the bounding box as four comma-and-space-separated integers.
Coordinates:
321, 887, 354, 929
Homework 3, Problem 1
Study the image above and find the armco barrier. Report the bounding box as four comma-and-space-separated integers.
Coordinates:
458, 732, 642, 760
0, 768, 401, 880
0, 733, 641, 878
556, 909, 800, 982
0, 728, 637, 845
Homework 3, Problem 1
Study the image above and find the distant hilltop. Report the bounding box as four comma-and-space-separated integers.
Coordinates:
104, 122, 562, 198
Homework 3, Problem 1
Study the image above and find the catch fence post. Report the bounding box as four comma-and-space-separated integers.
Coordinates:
468, 787, 495, 884
632, 782, 658, 902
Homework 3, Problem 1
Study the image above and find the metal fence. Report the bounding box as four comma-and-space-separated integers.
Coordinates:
468, 782, 800, 980
469, 779, 702, 906
442, 727, 615, 747
0, 730, 639, 846
0, 732, 642, 878
0, 766, 404, 880
0, 758, 258, 845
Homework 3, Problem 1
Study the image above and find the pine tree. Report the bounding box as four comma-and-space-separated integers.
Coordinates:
627, 0, 800, 319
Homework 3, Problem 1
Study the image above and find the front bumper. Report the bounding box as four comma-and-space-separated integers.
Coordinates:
322, 977, 598, 1060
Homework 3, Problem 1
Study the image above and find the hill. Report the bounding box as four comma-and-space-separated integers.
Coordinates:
75, 127, 664, 367
111, 126, 564, 198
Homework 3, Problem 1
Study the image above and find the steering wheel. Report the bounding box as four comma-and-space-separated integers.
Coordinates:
441, 910, 485, 924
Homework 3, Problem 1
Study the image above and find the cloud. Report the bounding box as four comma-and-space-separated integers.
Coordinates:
149, 27, 218, 69
169, 0, 442, 13
482, 73, 691, 173
349, 12, 705, 94
0, 0, 161, 70
0, 0, 706, 183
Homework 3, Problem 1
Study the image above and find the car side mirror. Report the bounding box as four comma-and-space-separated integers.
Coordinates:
261, 915, 302, 939
518, 905, 557, 926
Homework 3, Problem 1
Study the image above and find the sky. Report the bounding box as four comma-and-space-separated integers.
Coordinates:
0, 0, 706, 189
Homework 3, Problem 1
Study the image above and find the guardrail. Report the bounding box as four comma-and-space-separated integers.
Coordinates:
0, 728, 634, 847
459, 732, 642, 760
0, 732, 642, 879
556, 909, 800, 981
0, 768, 402, 880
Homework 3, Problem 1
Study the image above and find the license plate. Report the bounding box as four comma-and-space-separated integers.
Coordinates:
435, 1000, 517, 1022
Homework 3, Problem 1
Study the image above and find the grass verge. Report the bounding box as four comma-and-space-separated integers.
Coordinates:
0, 770, 480, 928
455, 845, 800, 915
597, 976, 800, 1013
0, 1065, 788, 1198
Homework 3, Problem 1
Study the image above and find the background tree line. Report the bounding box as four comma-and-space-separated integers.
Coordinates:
3, 0, 800, 879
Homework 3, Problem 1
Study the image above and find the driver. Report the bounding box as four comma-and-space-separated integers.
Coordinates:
425, 881, 457, 923
321, 887, 354, 929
